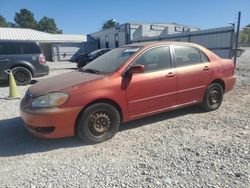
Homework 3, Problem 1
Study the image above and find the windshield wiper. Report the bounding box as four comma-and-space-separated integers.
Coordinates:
79, 68, 102, 74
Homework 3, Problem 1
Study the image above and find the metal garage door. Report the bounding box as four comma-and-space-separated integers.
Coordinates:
57, 43, 83, 61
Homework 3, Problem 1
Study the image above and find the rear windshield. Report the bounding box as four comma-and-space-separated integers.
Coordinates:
0, 42, 42, 55
83, 47, 140, 74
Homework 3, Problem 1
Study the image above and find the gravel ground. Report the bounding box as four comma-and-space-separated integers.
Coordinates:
0, 52, 249, 188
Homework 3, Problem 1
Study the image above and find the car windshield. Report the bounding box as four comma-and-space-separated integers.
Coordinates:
81, 47, 140, 74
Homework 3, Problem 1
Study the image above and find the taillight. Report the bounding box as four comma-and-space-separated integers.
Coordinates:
39, 54, 46, 64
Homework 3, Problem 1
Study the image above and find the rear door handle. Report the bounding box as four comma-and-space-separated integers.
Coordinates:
203, 66, 210, 71
0, 59, 9, 62
166, 72, 175, 77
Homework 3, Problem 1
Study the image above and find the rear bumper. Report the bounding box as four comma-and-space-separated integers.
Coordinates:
20, 106, 82, 138
224, 75, 236, 93
33, 64, 49, 78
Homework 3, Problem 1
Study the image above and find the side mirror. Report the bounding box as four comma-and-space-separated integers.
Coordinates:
127, 64, 145, 74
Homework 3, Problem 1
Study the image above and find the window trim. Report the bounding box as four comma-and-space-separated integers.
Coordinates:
105, 36, 109, 48
199, 50, 210, 63
171, 45, 210, 68
115, 33, 119, 48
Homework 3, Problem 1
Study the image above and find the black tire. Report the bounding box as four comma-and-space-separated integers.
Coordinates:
77, 103, 120, 144
12, 67, 32, 85
201, 83, 223, 111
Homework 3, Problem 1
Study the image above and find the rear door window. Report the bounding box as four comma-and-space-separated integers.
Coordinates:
22, 43, 41, 54
0, 43, 6, 55
174, 46, 202, 67
6, 42, 22, 54
5, 42, 41, 55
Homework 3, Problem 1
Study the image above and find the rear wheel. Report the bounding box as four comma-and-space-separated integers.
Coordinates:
201, 83, 223, 111
77, 103, 120, 144
12, 67, 32, 85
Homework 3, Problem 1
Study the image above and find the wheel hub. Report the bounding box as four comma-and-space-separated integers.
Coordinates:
89, 112, 111, 133
14, 70, 28, 82
209, 89, 219, 104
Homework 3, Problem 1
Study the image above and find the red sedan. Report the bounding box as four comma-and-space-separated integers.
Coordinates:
20, 42, 236, 143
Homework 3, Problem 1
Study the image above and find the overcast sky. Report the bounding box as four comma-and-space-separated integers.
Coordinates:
0, 0, 249, 34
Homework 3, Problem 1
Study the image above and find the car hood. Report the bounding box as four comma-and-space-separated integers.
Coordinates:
28, 71, 105, 97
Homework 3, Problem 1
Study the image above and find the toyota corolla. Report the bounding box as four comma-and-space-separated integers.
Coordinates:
20, 42, 236, 143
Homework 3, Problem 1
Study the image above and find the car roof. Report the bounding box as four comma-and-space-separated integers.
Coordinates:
124, 41, 201, 48
123, 41, 220, 61
92, 48, 111, 52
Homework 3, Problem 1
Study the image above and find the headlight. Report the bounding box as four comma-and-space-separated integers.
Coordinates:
31, 93, 69, 108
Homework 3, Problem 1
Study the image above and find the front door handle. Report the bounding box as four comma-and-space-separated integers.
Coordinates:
203, 66, 210, 71
0, 59, 9, 62
166, 72, 175, 77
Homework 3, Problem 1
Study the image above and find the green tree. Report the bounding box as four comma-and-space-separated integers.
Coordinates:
38, 16, 62, 34
0, 15, 10, 27
14, 8, 37, 29
8, 22, 17, 28
240, 32, 248, 43
102, 19, 118, 30
240, 24, 250, 44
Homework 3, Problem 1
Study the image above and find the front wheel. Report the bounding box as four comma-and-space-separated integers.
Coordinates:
201, 83, 223, 111
77, 103, 120, 144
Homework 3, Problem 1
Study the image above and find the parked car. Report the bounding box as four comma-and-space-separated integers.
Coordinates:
0, 41, 49, 85
76, 48, 111, 68
20, 41, 235, 143
232, 48, 245, 57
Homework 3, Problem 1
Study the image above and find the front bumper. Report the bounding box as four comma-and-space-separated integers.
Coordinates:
20, 106, 82, 139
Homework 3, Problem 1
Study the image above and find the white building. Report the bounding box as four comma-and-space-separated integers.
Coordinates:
0, 27, 86, 61
0, 23, 200, 61
86, 22, 199, 52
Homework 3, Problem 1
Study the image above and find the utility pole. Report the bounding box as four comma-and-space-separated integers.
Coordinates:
234, 11, 241, 67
